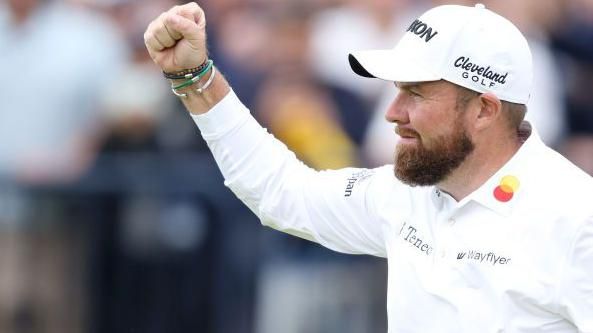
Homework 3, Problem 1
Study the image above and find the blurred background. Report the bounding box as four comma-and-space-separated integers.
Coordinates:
0, 0, 592, 332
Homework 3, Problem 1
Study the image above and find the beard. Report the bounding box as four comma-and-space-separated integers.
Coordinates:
394, 120, 474, 186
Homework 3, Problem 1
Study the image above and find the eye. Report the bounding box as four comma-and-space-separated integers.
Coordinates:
409, 89, 422, 97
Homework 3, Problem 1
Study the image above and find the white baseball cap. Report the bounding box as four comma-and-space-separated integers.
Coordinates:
349, 4, 533, 104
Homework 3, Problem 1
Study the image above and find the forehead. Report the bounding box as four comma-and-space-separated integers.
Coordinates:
396, 80, 458, 92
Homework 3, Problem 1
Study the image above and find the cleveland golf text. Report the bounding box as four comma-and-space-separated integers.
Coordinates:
454, 56, 508, 88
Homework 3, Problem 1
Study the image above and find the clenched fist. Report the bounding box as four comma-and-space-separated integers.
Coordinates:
144, 2, 208, 73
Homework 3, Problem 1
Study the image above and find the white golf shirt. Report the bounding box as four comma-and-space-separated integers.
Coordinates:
192, 91, 593, 333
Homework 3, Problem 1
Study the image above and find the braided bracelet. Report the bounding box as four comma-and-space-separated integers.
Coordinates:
171, 61, 216, 98
171, 60, 213, 90
163, 59, 210, 80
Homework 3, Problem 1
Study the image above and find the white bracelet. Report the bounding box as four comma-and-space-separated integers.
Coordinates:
196, 66, 217, 94
171, 87, 188, 98
170, 62, 216, 98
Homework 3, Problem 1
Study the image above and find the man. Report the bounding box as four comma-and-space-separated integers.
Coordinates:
144, 3, 593, 332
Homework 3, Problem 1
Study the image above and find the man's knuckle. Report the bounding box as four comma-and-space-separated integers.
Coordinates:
146, 21, 157, 33
155, 21, 165, 32
167, 6, 179, 17
165, 13, 176, 23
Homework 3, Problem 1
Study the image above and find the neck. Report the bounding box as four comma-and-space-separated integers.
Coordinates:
437, 132, 522, 201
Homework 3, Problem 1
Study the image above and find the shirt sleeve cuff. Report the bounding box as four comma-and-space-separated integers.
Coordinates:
190, 89, 251, 141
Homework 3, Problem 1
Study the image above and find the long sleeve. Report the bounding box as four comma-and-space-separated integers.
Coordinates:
556, 216, 593, 332
191, 90, 388, 257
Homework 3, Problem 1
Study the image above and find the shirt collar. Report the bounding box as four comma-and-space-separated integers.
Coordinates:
433, 122, 545, 217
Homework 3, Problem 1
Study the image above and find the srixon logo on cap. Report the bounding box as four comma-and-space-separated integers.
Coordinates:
406, 19, 438, 42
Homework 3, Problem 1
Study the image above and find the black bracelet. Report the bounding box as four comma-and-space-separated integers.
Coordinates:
163, 59, 210, 80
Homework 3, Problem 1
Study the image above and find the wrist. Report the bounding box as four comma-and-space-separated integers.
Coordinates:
163, 57, 210, 80
169, 60, 215, 97
177, 69, 231, 115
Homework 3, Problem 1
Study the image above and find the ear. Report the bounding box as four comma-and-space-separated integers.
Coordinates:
474, 92, 502, 131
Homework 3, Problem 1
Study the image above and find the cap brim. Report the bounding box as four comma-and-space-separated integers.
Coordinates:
349, 49, 441, 83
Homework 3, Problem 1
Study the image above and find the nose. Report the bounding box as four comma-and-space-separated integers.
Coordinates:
384, 92, 409, 124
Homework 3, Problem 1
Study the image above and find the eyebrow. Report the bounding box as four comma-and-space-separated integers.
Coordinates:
396, 82, 422, 91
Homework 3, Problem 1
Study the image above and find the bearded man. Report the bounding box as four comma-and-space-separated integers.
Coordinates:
144, 2, 593, 332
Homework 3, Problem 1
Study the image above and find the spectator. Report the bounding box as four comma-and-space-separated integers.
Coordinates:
552, 0, 593, 175
0, 0, 128, 332
309, 0, 420, 102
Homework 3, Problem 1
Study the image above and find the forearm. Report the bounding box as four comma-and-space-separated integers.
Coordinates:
168, 63, 306, 221
189, 89, 313, 218
188, 90, 387, 256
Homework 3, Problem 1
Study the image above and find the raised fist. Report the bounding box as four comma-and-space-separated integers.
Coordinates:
144, 2, 207, 73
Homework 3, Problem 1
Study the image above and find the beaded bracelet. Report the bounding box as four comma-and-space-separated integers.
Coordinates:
171, 61, 217, 98
163, 59, 210, 80
171, 60, 213, 90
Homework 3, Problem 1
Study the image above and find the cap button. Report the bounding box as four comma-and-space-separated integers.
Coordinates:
475, 3, 486, 9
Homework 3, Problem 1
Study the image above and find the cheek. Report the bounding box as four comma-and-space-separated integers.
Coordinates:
407, 110, 436, 140
410, 116, 456, 148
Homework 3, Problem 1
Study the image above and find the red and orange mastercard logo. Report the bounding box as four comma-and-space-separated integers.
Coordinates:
493, 175, 520, 202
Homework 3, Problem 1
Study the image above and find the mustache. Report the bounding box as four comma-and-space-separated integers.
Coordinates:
395, 127, 420, 138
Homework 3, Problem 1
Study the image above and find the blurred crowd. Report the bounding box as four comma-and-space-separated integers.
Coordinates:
0, 0, 592, 332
